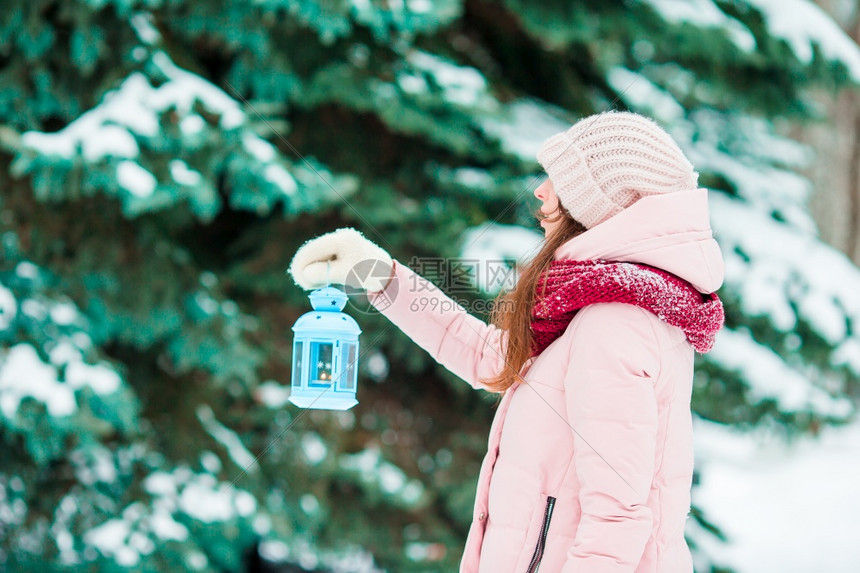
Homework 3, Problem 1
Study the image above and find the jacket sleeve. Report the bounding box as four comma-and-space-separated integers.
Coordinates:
561, 304, 661, 573
367, 259, 508, 391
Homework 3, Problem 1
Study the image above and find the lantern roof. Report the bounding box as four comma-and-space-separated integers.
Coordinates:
292, 287, 361, 336
309, 286, 348, 311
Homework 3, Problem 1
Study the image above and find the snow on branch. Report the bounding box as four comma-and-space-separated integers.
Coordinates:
640, 0, 756, 51
747, 0, 860, 82
708, 327, 852, 417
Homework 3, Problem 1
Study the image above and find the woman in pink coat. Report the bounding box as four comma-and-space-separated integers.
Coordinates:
289, 111, 725, 572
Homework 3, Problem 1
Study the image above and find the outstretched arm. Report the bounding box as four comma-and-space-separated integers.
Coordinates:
288, 228, 508, 391
368, 259, 508, 391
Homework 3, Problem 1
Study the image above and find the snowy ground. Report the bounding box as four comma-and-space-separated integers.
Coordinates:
693, 418, 860, 572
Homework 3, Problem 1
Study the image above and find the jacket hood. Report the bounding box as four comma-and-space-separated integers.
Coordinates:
553, 188, 724, 293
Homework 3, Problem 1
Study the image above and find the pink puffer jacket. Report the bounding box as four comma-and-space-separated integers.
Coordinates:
369, 189, 724, 572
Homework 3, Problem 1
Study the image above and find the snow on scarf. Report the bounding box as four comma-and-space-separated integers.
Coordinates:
530, 259, 724, 357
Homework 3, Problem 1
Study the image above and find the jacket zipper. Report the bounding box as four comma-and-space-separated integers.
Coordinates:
525, 496, 556, 573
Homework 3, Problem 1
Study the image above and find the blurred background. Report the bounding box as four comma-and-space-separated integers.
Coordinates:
1, 0, 860, 571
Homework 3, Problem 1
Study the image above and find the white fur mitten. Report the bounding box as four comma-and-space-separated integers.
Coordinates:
288, 227, 394, 292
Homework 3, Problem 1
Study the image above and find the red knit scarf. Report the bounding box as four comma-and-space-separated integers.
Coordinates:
530, 260, 724, 357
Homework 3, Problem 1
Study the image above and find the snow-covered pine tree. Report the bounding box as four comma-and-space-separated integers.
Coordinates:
1, 1, 858, 571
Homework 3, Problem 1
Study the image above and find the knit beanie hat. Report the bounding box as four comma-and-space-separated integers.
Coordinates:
536, 111, 698, 229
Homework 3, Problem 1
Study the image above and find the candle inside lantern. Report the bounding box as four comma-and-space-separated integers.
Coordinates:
311, 343, 334, 387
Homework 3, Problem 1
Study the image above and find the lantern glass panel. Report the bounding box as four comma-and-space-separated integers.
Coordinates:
310, 342, 334, 388
292, 340, 303, 388
340, 342, 357, 391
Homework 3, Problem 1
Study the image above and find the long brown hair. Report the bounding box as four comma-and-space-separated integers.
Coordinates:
481, 202, 587, 392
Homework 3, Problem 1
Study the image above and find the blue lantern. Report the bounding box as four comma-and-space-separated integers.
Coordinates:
289, 286, 361, 410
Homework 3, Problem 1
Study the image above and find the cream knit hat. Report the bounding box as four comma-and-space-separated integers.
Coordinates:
536, 111, 698, 229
